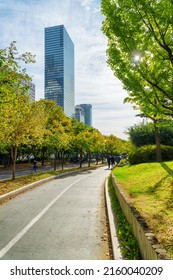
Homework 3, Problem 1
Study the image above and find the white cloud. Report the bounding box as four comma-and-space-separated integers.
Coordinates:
0, 0, 140, 140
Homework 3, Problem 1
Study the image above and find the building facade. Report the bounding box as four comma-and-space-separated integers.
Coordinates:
28, 81, 35, 101
44, 25, 75, 118
79, 104, 92, 126
75, 105, 85, 123
21, 80, 35, 101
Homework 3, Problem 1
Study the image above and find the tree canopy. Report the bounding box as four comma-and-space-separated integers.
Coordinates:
101, 0, 173, 118
0, 42, 129, 178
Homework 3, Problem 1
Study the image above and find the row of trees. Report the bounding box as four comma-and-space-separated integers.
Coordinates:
0, 42, 127, 179
101, 0, 173, 162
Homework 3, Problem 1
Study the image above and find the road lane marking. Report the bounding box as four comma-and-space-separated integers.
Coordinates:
0, 175, 90, 259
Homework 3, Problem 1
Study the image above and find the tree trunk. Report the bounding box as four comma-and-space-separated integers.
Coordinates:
101, 153, 104, 164
41, 146, 46, 166
54, 151, 57, 171
11, 145, 17, 180
96, 152, 99, 165
153, 120, 162, 162
79, 149, 83, 168
61, 150, 64, 170
88, 150, 91, 167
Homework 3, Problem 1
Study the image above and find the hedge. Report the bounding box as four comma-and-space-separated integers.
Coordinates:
129, 145, 173, 165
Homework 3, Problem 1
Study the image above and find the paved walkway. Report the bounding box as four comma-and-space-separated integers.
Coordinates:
0, 167, 112, 260
0, 163, 92, 180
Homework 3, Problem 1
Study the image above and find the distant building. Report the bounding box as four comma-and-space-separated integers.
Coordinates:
28, 81, 35, 101
75, 105, 85, 123
44, 25, 75, 118
21, 80, 35, 101
79, 104, 92, 126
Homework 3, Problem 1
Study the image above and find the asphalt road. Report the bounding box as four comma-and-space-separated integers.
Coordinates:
0, 166, 111, 260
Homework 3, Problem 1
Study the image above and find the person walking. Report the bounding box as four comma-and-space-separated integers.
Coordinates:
32, 160, 38, 173
110, 155, 115, 169
107, 155, 111, 169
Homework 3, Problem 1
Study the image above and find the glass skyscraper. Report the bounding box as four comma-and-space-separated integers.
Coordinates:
44, 25, 75, 118
75, 105, 85, 123
79, 104, 92, 127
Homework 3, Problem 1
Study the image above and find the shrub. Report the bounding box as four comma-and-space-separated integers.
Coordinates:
129, 145, 173, 165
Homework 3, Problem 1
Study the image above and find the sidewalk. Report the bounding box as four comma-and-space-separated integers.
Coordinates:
0, 162, 101, 180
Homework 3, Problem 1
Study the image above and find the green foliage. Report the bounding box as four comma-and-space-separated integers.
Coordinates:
127, 121, 173, 147
0, 42, 37, 179
129, 145, 173, 165
101, 0, 173, 120
105, 134, 127, 155
160, 125, 173, 146
127, 122, 155, 147
0, 41, 35, 104
0, 42, 129, 177
108, 176, 141, 259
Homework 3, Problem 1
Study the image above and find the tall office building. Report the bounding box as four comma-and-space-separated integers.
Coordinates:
22, 80, 35, 101
79, 104, 92, 126
28, 81, 35, 101
44, 25, 75, 118
75, 105, 85, 123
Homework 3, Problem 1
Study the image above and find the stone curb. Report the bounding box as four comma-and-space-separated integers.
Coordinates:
105, 177, 123, 260
0, 166, 99, 203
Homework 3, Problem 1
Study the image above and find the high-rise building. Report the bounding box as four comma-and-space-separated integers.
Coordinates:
22, 80, 35, 101
75, 105, 85, 123
79, 104, 92, 126
28, 81, 35, 101
44, 25, 75, 118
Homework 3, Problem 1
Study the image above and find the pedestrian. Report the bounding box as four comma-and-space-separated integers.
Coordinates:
107, 155, 111, 169
110, 155, 115, 169
115, 155, 121, 164
32, 160, 38, 173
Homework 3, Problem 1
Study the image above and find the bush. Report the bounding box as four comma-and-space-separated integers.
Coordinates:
127, 121, 173, 147
129, 145, 173, 165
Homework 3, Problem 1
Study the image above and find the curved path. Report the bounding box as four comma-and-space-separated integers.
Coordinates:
0, 167, 111, 260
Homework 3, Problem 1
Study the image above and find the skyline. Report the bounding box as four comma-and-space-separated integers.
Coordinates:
0, 0, 141, 139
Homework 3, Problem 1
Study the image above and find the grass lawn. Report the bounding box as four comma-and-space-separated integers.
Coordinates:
113, 161, 173, 259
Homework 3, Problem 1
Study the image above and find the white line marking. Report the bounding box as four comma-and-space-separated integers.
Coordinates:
0, 175, 89, 259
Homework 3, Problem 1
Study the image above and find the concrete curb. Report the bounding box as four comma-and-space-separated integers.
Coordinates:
105, 177, 123, 260
0, 166, 99, 203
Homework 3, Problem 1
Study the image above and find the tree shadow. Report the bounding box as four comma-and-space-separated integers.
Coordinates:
160, 162, 173, 176
152, 162, 173, 210
146, 175, 168, 195
146, 162, 173, 195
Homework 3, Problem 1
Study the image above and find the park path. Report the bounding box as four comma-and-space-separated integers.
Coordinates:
0, 166, 112, 259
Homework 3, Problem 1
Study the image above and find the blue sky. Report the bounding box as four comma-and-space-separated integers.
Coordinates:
0, 0, 141, 139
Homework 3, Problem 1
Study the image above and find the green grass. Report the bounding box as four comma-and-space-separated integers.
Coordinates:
113, 162, 173, 258
108, 176, 141, 260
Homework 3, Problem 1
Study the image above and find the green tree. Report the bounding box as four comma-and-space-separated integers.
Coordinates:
0, 42, 37, 178
36, 99, 72, 170
70, 119, 93, 168
101, 0, 173, 161
101, 0, 173, 116
0, 41, 35, 104
127, 120, 173, 147
105, 134, 126, 155
0, 97, 46, 179
90, 130, 105, 164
